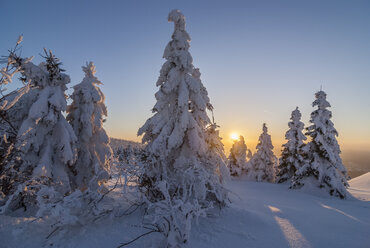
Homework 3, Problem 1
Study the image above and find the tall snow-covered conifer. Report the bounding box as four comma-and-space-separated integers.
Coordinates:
228, 136, 247, 177
277, 107, 307, 183
66, 62, 111, 190
250, 123, 277, 182
138, 10, 227, 246
291, 91, 349, 198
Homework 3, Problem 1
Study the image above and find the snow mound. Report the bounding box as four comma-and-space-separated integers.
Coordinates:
350, 172, 370, 189
349, 172, 370, 201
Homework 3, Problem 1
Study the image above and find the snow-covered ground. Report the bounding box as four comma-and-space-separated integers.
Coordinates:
1, 174, 369, 248
349, 172, 370, 202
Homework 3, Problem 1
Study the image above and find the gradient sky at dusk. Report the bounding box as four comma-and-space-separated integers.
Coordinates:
1, 0, 370, 153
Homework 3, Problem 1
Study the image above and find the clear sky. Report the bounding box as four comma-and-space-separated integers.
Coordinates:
1, 0, 370, 153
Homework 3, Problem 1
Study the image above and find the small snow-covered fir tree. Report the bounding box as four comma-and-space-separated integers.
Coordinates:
205, 122, 229, 182
277, 107, 307, 183
66, 62, 112, 190
249, 123, 277, 182
291, 91, 349, 198
1, 50, 77, 212
228, 135, 247, 177
138, 9, 227, 246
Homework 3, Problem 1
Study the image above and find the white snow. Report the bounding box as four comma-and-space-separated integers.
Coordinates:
348, 172, 370, 201
0, 174, 369, 248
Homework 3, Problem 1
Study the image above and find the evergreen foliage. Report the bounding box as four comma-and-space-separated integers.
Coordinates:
291, 91, 349, 198
277, 107, 307, 183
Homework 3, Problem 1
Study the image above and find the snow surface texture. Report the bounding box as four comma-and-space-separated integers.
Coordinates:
292, 91, 349, 199
0, 174, 369, 248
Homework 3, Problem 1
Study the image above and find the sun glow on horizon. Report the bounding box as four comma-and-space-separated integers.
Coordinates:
231, 133, 239, 141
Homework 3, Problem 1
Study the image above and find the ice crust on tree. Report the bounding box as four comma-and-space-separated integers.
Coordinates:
277, 107, 307, 183
291, 91, 349, 198
138, 9, 227, 246
228, 136, 248, 177
67, 62, 112, 190
249, 124, 277, 182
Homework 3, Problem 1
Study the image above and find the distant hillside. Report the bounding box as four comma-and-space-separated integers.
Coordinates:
342, 150, 370, 179
109, 137, 143, 152
108, 138, 370, 179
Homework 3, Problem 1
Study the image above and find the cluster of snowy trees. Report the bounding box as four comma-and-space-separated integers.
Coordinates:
0, 40, 113, 241
0, 8, 350, 248
0, 10, 229, 247
228, 92, 349, 199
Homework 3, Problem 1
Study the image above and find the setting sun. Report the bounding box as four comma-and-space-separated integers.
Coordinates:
231, 133, 239, 141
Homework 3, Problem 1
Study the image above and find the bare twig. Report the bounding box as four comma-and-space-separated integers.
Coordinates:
117, 229, 160, 248
0, 111, 17, 135
97, 177, 120, 204
114, 202, 144, 218
46, 226, 60, 240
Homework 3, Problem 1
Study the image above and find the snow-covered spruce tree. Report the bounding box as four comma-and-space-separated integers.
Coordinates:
66, 62, 111, 190
205, 123, 230, 182
137, 10, 227, 247
249, 123, 277, 182
228, 135, 247, 177
0, 49, 77, 212
0, 37, 38, 176
0, 44, 55, 199
277, 107, 307, 183
291, 91, 349, 198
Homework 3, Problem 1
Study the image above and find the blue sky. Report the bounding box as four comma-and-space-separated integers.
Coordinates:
1, 0, 370, 152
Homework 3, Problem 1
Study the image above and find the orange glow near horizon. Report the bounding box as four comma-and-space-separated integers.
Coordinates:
106, 126, 370, 156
